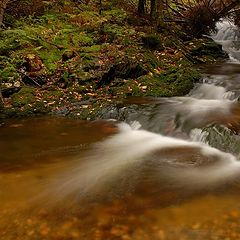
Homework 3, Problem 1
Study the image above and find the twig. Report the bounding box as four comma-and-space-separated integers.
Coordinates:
17, 69, 42, 87
26, 76, 42, 87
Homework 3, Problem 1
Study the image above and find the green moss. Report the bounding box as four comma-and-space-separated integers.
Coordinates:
77, 71, 94, 83
32, 101, 49, 113
19, 101, 49, 115
36, 48, 62, 73
74, 33, 95, 46
11, 87, 35, 107
75, 85, 87, 94
82, 59, 96, 71
143, 51, 162, 69
0, 12, 97, 75
104, 9, 128, 23
0, 102, 48, 118
52, 30, 94, 48
190, 40, 226, 60
164, 38, 179, 48
104, 24, 125, 36
0, 60, 20, 82
39, 13, 70, 25
80, 45, 101, 53
0, 29, 32, 56
136, 67, 201, 97
101, 24, 127, 42
0, 2, 206, 119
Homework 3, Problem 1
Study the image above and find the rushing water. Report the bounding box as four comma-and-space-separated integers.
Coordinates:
2, 22, 240, 240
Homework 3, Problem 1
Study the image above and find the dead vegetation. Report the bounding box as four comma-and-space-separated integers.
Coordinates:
171, 0, 240, 35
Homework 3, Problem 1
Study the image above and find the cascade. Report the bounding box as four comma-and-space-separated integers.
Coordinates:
211, 20, 240, 61
46, 20, 240, 202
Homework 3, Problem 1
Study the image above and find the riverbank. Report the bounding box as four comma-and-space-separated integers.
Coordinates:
0, 1, 226, 119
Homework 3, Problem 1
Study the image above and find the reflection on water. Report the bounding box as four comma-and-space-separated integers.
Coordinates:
0, 117, 117, 171
1, 115, 240, 239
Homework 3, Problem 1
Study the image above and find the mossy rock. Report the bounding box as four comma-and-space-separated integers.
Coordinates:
19, 101, 49, 115
33, 101, 49, 113
11, 87, 35, 107
190, 40, 227, 59
137, 67, 201, 97
96, 59, 148, 88
106, 67, 200, 98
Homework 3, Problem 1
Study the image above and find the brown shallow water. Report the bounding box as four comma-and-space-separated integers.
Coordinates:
1, 117, 240, 240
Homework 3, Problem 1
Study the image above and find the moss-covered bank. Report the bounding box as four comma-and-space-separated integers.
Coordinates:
0, 0, 225, 119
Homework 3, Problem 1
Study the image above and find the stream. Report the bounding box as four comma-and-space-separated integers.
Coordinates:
2, 21, 240, 239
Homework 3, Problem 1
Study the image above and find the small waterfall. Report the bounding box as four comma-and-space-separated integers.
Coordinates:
189, 83, 234, 100
213, 21, 240, 41
211, 20, 240, 61
171, 81, 239, 133
46, 20, 240, 203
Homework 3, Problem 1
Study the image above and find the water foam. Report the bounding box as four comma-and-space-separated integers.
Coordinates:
189, 83, 235, 100
173, 97, 234, 132
49, 123, 240, 202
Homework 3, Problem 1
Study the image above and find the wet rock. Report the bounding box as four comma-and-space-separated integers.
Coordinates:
11, 87, 35, 107
1, 87, 21, 98
190, 40, 227, 59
